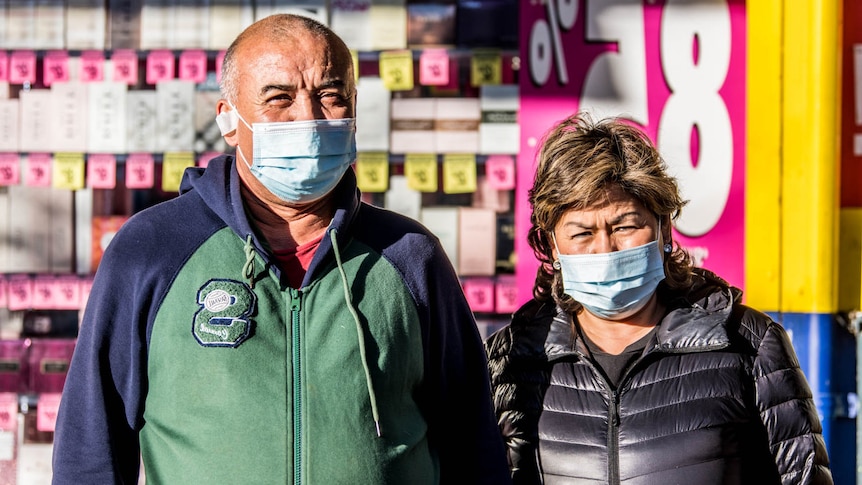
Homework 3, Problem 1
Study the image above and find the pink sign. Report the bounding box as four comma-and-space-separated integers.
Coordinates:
419, 49, 450, 86
26, 153, 52, 187
0, 153, 20, 186
80, 51, 106, 83
42, 51, 70, 86
87, 154, 117, 189
517, 0, 747, 305
125, 153, 155, 189
111, 50, 139, 85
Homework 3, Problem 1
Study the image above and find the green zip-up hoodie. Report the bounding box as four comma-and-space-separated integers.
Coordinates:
52, 156, 511, 485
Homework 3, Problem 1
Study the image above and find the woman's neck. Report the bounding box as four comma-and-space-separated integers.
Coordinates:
576, 296, 664, 355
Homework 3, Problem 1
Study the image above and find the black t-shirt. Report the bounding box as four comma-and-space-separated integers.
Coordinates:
582, 327, 656, 389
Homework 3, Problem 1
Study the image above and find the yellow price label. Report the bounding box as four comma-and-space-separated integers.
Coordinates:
443, 154, 477, 194
470, 50, 502, 86
404, 154, 438, 192
379, 50, 414, 91
52, 153, 85, 190
356, 152, 389, 192
351, 49, 359, 82
162, 152, 195, 193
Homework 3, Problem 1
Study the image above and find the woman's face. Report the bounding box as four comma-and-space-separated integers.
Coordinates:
553, 184, 660, 256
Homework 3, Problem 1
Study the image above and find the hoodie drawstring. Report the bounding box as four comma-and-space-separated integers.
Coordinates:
329, 228, 382, 437
243, 234, 256, 289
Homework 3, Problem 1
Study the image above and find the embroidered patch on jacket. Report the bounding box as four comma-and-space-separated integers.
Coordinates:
192, 279, 256, 348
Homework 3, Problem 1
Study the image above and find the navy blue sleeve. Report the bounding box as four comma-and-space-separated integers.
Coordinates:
355, 204, 512, 485
52, 188, 224, 484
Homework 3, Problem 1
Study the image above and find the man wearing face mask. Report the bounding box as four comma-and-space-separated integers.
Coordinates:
485, 113, 833, 484
52, 14, 510, 485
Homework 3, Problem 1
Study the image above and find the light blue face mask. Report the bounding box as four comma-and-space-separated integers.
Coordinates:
554, 235, 667, 321
230, 109, 357, 204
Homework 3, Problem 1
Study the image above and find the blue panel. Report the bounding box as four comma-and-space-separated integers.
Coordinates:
772, 311, 855, 483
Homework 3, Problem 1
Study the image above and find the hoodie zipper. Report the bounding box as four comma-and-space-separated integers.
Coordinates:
289, 288, 303, 484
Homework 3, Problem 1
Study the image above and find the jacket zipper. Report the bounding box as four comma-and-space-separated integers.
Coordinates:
290, 288, 303, 484
608, 390, 621, 484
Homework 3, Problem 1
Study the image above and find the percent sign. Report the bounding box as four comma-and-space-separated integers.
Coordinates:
529, 0, 578, 86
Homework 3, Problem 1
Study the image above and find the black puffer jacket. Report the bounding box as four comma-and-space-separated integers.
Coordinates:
485, 270, 833, 485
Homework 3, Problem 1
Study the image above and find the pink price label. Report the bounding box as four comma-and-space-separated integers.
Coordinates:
37, 393, 62, 432
79, 277, 94, 310
494, 276, 519, 314
111, 50, 139, 85
484, 155, 515, 190
125, 153, 155, 189
26, 153, 52, 187
8, 50, 36, 85
146, 50, 175, 85
42, 51, 70, 86
462, 278, 495, 313
54, 277, 82, 310
0, 153, 20, 186
0, 52, 8, 82
0, 395, 16, 431
31, 277, 56, 310
6, 276, 32, 311
419, 49, 450, 86
198, 152, 220, 168
216, 50, 226, 83
80, 51, 106, 83
87, 154, 117, 189
179, 50, 207, 83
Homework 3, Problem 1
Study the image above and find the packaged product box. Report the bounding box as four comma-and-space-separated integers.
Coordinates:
455, 0, 518, 49
434, 97, 480, 154
108, 0, 143, 50
88, 81, 129, 154
91, 215, 129, 273
419, 206, 459, 267
6, 185, 51, 274
209, 0, 255, 49
390, 97, 436, 153
479, 84, 519, 154
18, 90, 53, 153
457, 206, 496, 276
356, 77, 392, 152
0, 392, 19, 484
126, 90, 158, 153
34, 0, 65, 49
65, 0, 108, 49
51, 82, 89, 153
0, 100, 20, 152
27, 338, 75, 395
406, 1, 455, 47
156, 80, 196, 152
0, 340, 27, 394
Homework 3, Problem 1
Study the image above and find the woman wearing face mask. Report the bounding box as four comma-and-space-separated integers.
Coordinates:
485, 113, 833, 485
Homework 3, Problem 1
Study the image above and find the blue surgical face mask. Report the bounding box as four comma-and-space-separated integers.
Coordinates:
229, 108, 357, 204
554, 234, 666, 321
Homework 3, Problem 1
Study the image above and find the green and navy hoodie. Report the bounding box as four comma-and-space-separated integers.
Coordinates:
51, 155, 511, 485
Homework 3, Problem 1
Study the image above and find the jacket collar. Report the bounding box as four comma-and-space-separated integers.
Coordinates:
544, 270, 737, 360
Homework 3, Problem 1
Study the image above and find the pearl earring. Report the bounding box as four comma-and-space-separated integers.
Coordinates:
663, 243, 672, 253
552, 260, 561, 270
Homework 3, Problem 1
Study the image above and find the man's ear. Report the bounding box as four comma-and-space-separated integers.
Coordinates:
215, 99, 238, 146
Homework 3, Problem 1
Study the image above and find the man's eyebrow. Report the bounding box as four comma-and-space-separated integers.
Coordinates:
258, 80, 348, 96
259, 84, 295, 96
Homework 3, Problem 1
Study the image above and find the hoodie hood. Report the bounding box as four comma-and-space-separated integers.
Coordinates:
178, 154, 361, 287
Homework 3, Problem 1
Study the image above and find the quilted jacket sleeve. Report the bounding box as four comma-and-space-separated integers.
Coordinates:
485, 301, 554, 485
749, 311, 833, 485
